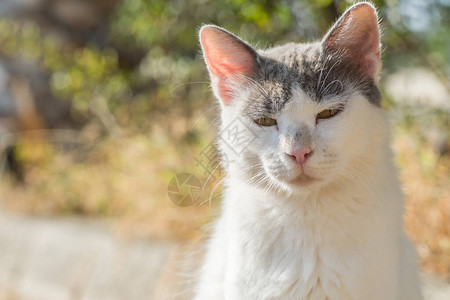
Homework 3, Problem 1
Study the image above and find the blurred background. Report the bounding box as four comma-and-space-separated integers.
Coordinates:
0, 0, 448, 299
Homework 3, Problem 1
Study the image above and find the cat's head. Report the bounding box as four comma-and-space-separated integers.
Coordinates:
199, 2, 387, 195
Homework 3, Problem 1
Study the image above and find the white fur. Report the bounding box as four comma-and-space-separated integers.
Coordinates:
194, 88, 423, 300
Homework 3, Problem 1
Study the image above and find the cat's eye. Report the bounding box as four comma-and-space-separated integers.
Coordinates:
254, 117, 277, 127
316, 109, 341, 120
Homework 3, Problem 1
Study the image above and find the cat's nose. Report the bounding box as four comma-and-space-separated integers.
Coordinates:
287, 147, 312, 165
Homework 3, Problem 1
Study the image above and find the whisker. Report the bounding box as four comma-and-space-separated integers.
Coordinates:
208, 177, 226, 206
201, 161, 222, 194
319, 59, 341, 96
207, 116, 221, 128
235, 74, 271, 101
321, 80, 343, 98
317, 67, 325, 93
170, 81, 210, 93
198, 176, 226, 207
191, 104, 220, 129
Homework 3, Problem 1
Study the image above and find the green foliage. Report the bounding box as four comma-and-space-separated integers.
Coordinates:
0, 19, 130, 121
0, 0, 447, 134
50, 47, 129, 116
111, 0, 294, 50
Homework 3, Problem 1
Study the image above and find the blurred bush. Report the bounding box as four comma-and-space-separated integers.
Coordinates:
0, 0, 448, 275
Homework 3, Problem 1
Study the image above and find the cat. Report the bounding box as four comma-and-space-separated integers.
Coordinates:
194, 2, 422, 300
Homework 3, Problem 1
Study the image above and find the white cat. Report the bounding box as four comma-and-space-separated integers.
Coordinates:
195, 2, 422, 299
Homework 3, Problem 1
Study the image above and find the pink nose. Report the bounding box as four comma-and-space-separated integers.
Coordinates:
287, 147, 312, 165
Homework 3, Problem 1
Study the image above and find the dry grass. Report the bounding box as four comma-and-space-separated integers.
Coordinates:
395, 132, 450, 276
0, 123, 219, 242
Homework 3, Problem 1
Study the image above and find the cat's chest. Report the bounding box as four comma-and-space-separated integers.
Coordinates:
229, 217, 356, 297
225, 197, 397, 299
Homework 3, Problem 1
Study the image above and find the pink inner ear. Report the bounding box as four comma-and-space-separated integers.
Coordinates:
200, 26, 257, 104
202, 43, 255, 77
323, 3, 381, 78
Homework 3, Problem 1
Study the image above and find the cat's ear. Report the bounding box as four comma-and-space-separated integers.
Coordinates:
199, 25, 259, 105
322, 2, 381, 79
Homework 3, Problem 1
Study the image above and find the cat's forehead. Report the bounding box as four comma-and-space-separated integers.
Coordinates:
242, 43, 380, 118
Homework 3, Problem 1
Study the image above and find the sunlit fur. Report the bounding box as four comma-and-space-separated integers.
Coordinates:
195, 88, 422, 300
195, 3, 422, 300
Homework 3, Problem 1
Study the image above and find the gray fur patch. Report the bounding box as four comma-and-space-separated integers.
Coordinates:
242, 42, 381, 119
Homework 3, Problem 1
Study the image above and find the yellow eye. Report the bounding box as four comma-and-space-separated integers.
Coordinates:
317, 109, 341, 120
254, 117, 277, 127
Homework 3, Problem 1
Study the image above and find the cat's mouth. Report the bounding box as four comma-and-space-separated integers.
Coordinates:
282, 157, 319, 185
268, 165, 318, 187
261, 155, 322, 188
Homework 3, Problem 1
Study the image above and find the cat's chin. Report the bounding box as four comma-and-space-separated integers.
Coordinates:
267, 171, 323, 195
262, 164, 324, 193
286, 173, 317, 186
